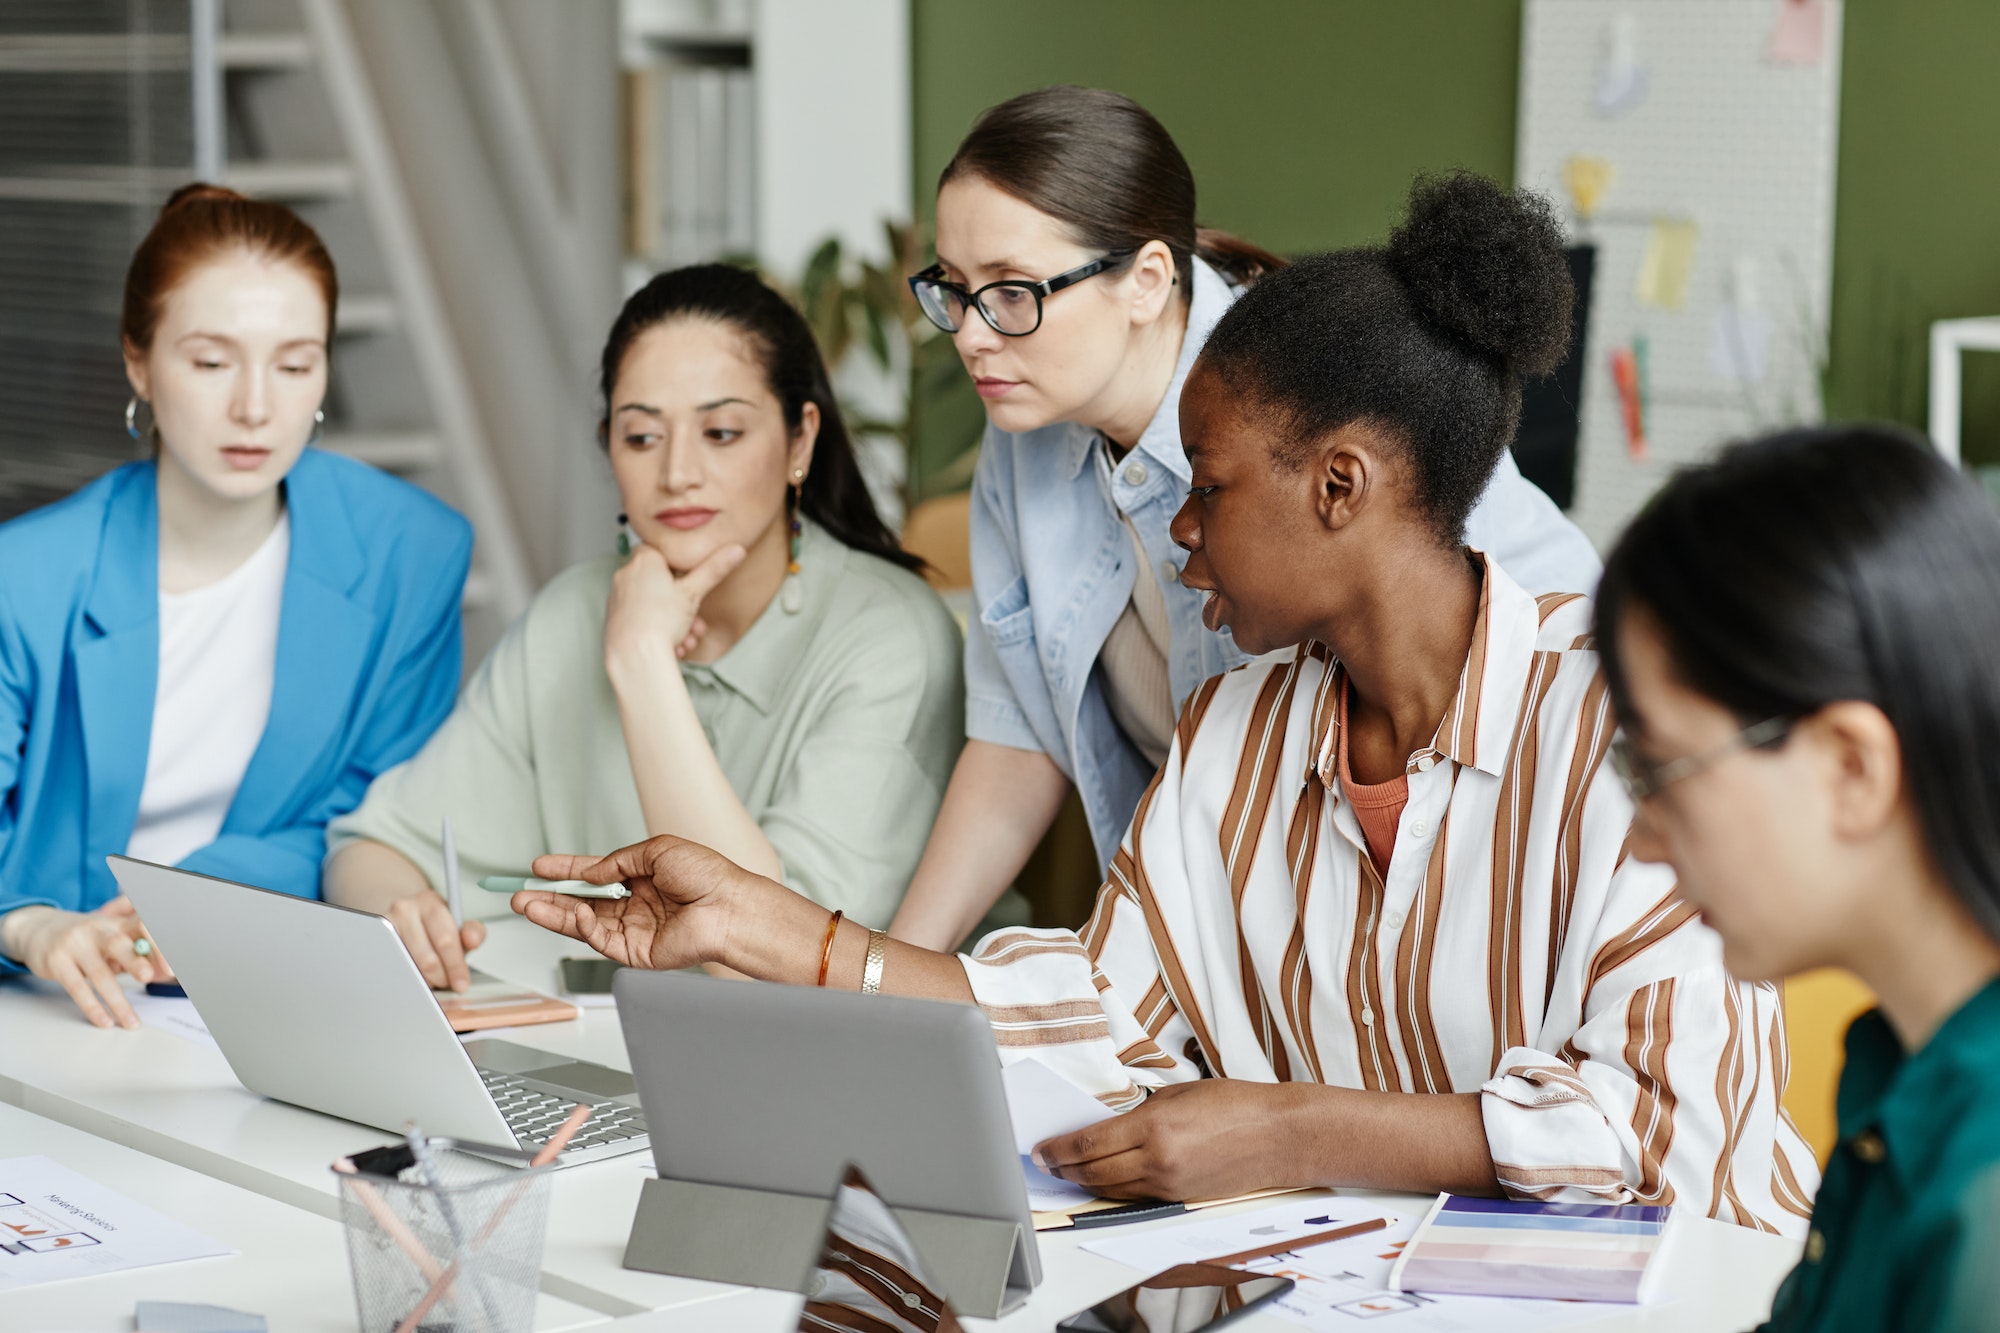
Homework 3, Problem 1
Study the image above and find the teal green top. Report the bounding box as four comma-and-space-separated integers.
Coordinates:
328, 520, 1023, 930
1762, 977, 2000, 1332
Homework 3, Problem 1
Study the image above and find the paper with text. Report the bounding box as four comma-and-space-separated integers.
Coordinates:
128, 992, 220, 1051
1085, 1196, 1619, 1332
0, 1155, 234, 1290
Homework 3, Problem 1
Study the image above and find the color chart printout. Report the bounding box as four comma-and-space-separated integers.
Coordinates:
0, 1156, 233, 1290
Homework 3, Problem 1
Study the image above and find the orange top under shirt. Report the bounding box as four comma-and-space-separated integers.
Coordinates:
1336, 675, 1409, 878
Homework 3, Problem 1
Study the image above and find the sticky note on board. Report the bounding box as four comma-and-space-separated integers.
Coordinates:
1769, 0, 1828, 66
1563, 156, 1615, 219
1710, 306, 1773, 384
1635, 219, 1698, 310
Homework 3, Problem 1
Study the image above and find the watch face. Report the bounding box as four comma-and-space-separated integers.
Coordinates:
798, 1164, 963, 1333
1057, 1264, 1294, 1333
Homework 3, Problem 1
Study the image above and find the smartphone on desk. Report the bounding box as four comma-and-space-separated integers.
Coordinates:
1058, 1264, 1293, 1332
560, 956, 624, 996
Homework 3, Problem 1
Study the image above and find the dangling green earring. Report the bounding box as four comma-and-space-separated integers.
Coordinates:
616, 512, 632, 557
781, 471, 805, 613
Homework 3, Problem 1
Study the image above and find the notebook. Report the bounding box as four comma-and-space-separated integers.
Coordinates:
437, 971, 579, 1033
1387, 1194, 1676, 1304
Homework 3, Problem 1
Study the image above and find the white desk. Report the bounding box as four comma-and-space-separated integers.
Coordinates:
0, 1101, 606, 1332
0, 916, 1804, 1330
0, 925, 742, 1320
594, 1206, 1803, 1332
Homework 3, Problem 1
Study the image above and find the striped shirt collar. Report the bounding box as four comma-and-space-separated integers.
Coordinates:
1309, 550, 1554, 786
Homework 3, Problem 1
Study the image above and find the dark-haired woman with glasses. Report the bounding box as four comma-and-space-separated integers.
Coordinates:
890, 87, 1601, 952
1598, 425, 2000, 1331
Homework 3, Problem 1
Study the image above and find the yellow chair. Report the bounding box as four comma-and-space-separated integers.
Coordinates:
1781, 968, 1877, 1164
898, 489, 1105, 929
901, 492, 974, 592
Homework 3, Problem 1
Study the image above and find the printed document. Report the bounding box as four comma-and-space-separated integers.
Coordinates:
0, 1155, 234, 1290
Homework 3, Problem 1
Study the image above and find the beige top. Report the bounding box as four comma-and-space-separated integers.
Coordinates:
1095, 452, 1176, 768
328, 520, 1011, 929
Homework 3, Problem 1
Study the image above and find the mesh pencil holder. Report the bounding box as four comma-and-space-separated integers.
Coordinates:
334, 1139, 551, 1333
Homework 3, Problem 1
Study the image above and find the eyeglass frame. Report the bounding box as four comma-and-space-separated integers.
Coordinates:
906, 250, 1137, 338
1609, 715, 1793, 805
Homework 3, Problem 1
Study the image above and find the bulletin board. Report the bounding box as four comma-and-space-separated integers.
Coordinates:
1516, 0, 1843, 547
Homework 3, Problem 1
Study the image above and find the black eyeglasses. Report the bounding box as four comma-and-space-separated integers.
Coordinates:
907, 251, 1135, 337
1609, 716, 1792, 804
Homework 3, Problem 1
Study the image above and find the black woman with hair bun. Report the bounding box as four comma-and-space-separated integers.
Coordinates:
1597, 425, 2000, 1329
324, 264, 965, 989
506, 174, 1814, 1228
888, 87, 1601, 955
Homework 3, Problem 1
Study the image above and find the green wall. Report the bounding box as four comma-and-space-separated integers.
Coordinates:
912, 0, 2000, 460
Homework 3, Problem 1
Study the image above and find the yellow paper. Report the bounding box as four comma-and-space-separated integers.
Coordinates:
1563, 155, 1615, 219
1635, 219, 1698, 310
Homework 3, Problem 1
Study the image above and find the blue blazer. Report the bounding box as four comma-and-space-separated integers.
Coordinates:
0, 448, 472, 960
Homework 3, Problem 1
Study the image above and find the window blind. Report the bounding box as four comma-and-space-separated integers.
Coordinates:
0, 0, 192, 520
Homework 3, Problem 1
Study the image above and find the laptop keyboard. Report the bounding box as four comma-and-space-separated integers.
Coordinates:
479, 1069, 648, 1155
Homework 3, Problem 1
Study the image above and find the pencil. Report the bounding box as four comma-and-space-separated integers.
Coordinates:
1201, 1215, 1389, 1267
390, 1105, 595, 1333
442, 816, 462, 926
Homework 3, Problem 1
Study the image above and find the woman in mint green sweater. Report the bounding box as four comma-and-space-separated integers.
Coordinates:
325, 265, 993, 989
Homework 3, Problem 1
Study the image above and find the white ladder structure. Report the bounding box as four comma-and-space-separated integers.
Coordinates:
201, 0, 533, 636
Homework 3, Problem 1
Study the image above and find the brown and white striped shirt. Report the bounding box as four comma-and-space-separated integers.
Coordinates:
962, 555, 1818, 1234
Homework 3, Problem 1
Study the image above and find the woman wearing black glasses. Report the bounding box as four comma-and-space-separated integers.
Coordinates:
890, 86, 1601, 951
1598, 426, 2000, 1331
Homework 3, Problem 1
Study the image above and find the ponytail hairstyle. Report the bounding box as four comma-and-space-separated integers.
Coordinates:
940, 85, 1285, 293
597, 263, 924, 575
122, 182, 338, 353
1595, 425, 2000, 947
1196, 172, 1573, 545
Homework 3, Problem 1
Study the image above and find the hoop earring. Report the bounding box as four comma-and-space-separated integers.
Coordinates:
305, 408, 325, 449
780, 471, 805, 614
125, 396, 152, 443
616, 512, 633, 557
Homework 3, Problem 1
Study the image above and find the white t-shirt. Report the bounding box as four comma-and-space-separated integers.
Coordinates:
125, 514, 290, 867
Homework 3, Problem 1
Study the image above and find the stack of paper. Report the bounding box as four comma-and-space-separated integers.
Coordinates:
1389, 1195, 1675, 1304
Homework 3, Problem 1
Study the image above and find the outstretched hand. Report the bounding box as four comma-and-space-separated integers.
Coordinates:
513, 835, 760, 971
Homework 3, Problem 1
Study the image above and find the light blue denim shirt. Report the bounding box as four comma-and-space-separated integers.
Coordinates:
964, 259, 1602, 870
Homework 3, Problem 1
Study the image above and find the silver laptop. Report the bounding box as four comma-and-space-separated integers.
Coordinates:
616, 968, 1041, 1307
109, 856, 648, 1166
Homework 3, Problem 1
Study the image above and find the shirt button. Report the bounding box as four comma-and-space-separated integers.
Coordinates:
1160, 558, 1180, 585
1415, 754, 1437, 772
1805, 1229, 1826, 1264
1361, 1007, 1375, 1026
901, 1293, 922, 1309
1410, 819, 1428, 839
1851, 1131, 1886, 1164
1123, 461, 1148, 486
1383, 910, 1405, 930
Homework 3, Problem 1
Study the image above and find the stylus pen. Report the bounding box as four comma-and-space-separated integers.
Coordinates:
441, 816, 462, 925
478, 876, 630, 900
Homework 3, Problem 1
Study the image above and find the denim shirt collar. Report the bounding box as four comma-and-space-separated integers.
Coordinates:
1061, 257, 1237, 485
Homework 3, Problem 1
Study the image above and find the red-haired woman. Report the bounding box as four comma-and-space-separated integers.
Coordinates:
0, 183, 472, 1029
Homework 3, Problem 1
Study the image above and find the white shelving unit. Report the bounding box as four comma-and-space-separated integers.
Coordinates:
619, 0, 909, 282
1929, 317, 2000, 464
